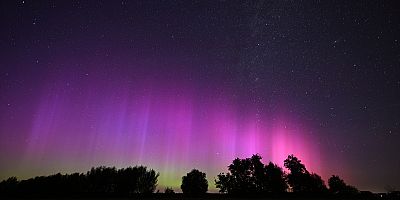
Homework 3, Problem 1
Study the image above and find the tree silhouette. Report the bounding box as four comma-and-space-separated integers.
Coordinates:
181, 169, 208, 196
228, 156, 257, 193
0, 165, 158, 197
215, 154, 287, 194
215, 173, 231, 193
264, 162, 288, 193
0, 155, 368, 198
135, 166, 159, 194
116, 167, 137, 195
284, 154, 307, 174
307, 173, 327, 193
0, 177, 18, 196
284, 154, 327, 193
87, 166, 117, 195
328, 175, 358, 195
115, 166, 159, 195
216, 156, 256, 193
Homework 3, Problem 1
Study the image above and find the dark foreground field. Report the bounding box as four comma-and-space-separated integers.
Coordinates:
2, 193, 397, 200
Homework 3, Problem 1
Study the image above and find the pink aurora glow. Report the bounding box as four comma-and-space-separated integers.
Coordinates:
1, 65, 323, 191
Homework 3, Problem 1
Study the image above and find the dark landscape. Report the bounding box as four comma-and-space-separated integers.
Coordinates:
1, 0, 399, 199
1, 154, 399, 199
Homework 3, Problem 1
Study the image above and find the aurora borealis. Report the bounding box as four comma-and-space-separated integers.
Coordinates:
1, 57, 320, 192
1, 1, 399, 192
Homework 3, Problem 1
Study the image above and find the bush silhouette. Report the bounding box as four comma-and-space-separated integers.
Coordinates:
215, 154, 287, 194
181, 169, 208, 196
328, 175, 358, 195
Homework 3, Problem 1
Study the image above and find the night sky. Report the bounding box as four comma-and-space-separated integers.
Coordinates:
1, 0, 399, 192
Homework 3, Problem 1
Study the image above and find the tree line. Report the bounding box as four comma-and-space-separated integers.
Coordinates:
0, 154, 370, 197
214, 154, 358, 195
0, 166, 158, 197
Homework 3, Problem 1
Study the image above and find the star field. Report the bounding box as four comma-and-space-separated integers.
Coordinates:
0, 0, 399, 192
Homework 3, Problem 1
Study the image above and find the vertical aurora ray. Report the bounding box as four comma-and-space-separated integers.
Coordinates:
1, 0, 399, 193
1, 64, 323, 192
